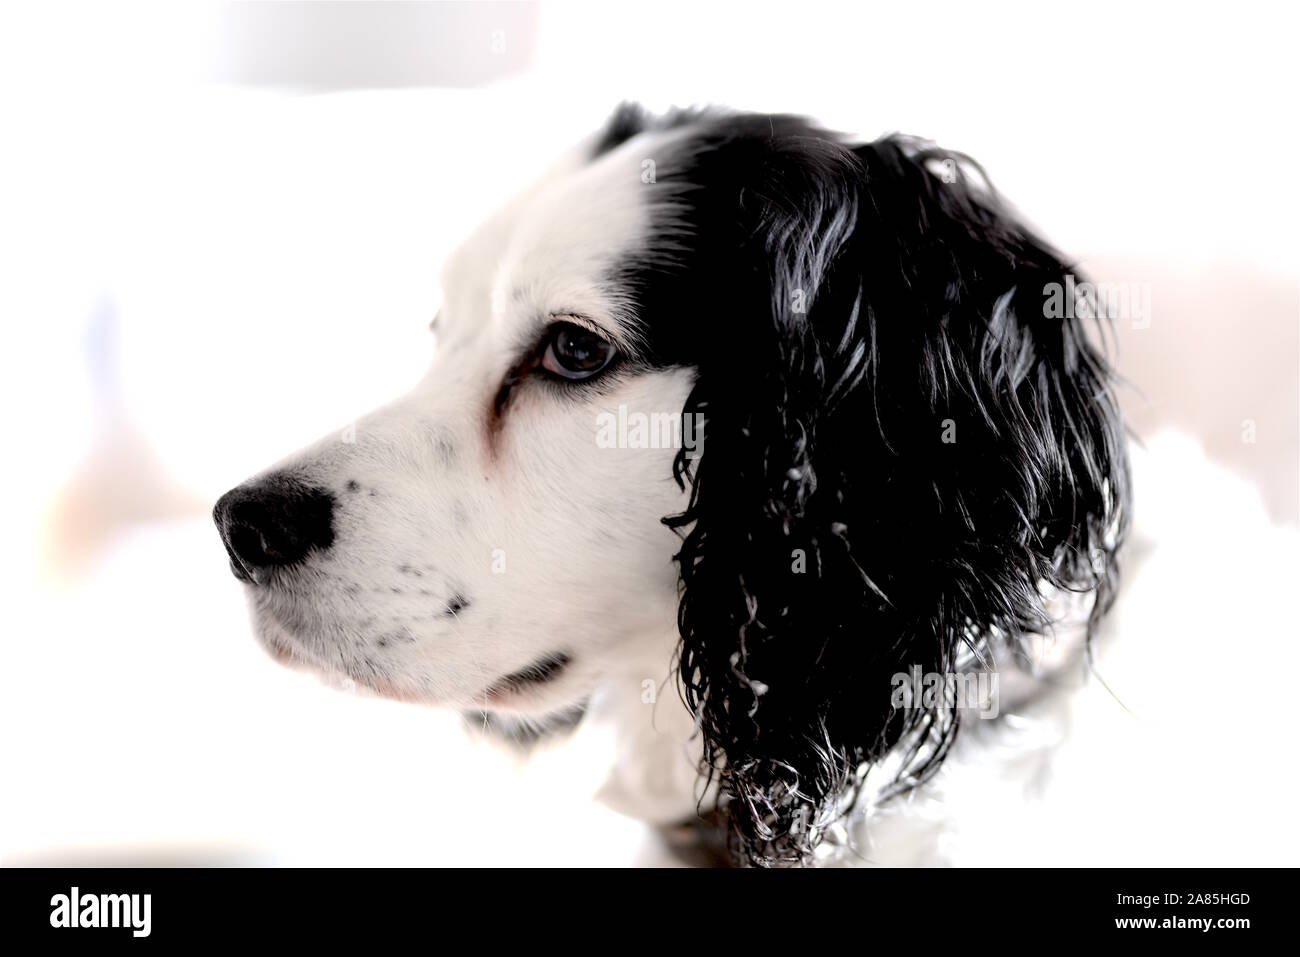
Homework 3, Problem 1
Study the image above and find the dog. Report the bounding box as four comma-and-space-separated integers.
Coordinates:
214, 104, 1129, 866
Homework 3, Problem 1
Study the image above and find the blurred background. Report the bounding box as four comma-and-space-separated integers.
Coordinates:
0, 1, 1295, 865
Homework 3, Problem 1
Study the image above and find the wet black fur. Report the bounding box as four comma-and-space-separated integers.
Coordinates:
599, 105, 1131, 866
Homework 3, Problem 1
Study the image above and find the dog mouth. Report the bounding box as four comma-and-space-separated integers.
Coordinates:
253, 596, 575, 709
483, 652, 572, 701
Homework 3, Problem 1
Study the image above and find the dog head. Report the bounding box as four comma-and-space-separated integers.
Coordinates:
215, 105, 1129, 865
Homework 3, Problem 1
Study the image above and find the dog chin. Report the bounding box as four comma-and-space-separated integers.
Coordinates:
250, 612, 342, 682
247, 609, 395, 701
250, 613, 297, 666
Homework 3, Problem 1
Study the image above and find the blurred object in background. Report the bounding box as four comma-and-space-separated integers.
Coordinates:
214, 0, 538, 90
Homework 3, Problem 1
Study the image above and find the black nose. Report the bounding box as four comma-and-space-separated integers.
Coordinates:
213, 477, 336, 584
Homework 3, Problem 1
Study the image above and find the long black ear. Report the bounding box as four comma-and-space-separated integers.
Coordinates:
664, 125, 1130, 865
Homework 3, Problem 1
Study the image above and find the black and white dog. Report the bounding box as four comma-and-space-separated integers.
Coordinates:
214, 105, 1129, 866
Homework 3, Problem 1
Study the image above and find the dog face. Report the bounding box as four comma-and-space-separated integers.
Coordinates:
216, 105, 1130, 865
214, 132, 695, 719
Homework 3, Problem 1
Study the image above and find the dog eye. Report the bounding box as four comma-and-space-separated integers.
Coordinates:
539, 322, 617, 380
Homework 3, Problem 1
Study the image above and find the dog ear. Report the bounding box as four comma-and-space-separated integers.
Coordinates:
664, 129, 1130, 865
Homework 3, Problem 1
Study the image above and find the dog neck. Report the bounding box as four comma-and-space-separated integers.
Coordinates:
582, 627, 710, 826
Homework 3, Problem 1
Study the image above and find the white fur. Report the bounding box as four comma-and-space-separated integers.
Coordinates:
246, 132, 703, 818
